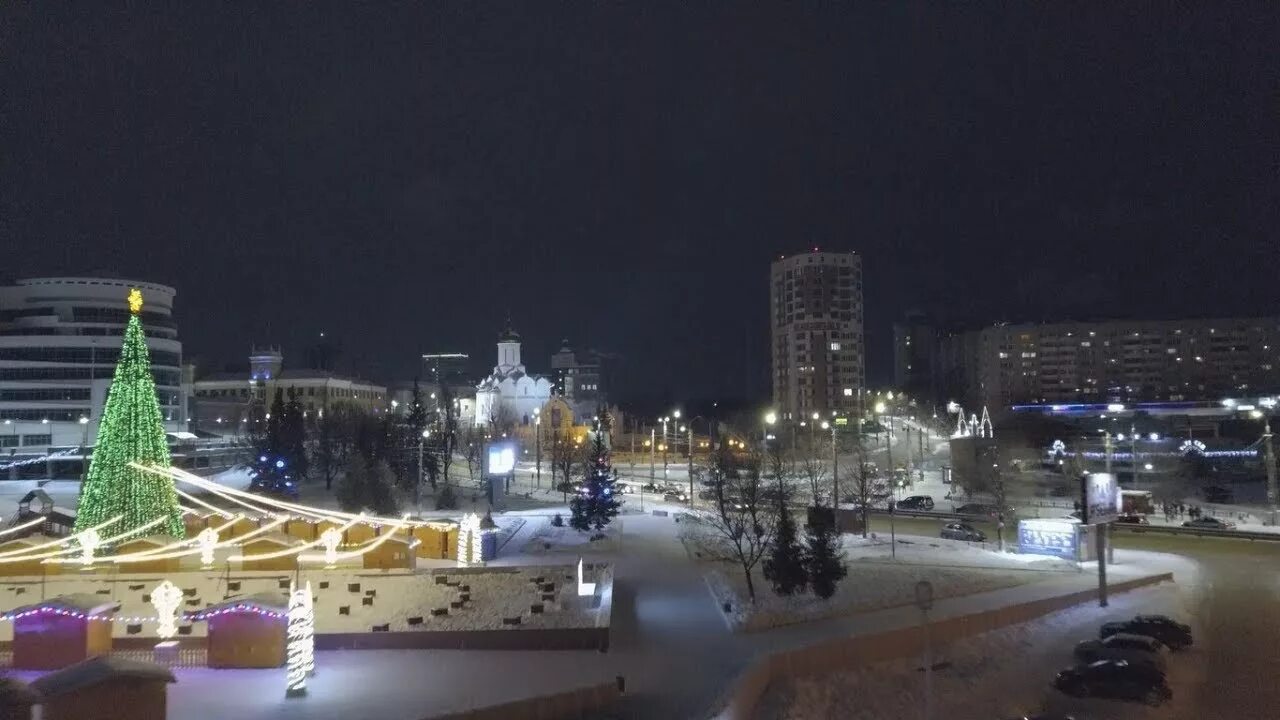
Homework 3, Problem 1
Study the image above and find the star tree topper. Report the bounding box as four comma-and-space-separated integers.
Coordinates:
127, 288, 143, 314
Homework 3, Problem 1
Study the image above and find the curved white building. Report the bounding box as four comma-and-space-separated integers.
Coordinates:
0, 277, 187, 456
475, 326, 552, 429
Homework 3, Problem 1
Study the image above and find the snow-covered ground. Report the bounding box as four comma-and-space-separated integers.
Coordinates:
696, 532, 1070, 632
0, 563, 608, 640
759, 582, 1201, 719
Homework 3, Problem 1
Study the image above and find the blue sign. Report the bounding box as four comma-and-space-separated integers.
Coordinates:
1018, 519, 1078, 559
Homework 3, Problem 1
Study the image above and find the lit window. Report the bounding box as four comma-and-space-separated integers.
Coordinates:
830, 342, 841, 351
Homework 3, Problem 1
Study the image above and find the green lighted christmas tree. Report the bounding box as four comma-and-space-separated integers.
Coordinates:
73, 289, 184, 537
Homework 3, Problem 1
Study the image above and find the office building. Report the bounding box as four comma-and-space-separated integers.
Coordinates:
550, 340, 618, 419
940, 317, 1280, 412
191, 347, 386, 429
0, 277, 187, 453
769, 250, 865, 420
421, 353, 471, 386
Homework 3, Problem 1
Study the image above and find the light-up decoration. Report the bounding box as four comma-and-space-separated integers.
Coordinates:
1180, 439, 1207, 456
77, 529, 102, 566
978, 407, 994, 439
127, 288, 144, 314
151, 580, 184, 639
197, 527, 219, 567
320, 527, 343, 568
286, 580, 314, 698
577, 557, 596, 597
487, 444, 516, 476
456, 513, 483, 567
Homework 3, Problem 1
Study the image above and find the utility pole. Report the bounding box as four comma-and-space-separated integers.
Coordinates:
535, 415, 541, 489
831, 422, 839, 506
1264, 415, 1277, 526
687, 424, 694, 507
416, 430, 428, 513
918, 421, 925, 484
649, 427, 656, 487
1103, 432, 1113, 474
661, 417, 669, 480
1130, 422, 1138, 490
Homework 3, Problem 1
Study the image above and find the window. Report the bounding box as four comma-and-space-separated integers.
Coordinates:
829, 342, 841, 351
21, 434, 51, 447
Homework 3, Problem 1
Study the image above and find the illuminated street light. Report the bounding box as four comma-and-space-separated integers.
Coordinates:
874, 401, 886, 414
764, 412, 777, 425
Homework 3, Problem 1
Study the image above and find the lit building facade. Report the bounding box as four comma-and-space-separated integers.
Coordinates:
0, 277, 187, 452
191, 347, 386, 430
941, 317, 1280, 412
770, 250, 865, 420
474, 326, 552, 429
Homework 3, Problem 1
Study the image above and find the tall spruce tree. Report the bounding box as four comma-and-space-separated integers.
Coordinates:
805, 510, 848, 600
763, 482, 808, 596
249, 388, 297, 498
73, 289, 184, 537
569, 430, 621, 533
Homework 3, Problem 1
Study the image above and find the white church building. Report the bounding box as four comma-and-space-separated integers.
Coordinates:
474, 326, 553, 428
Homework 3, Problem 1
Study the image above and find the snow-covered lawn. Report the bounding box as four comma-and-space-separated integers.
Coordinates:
0, 563, 609, 640
759, 583, 1201, 719
520, 516, 624, 555
842, 533, 1079, 572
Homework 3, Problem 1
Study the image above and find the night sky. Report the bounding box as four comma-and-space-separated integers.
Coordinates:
3, 4, 1277, 407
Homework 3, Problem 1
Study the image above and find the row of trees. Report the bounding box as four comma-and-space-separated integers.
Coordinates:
697, 434, 859, 603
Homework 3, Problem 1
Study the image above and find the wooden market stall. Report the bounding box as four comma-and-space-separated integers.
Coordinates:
30, 655, 175, 720
189, 593, 288, 669
11, 595, 119, 670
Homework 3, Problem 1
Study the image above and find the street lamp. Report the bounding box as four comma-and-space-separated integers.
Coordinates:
534, 408, 542, 489
416, 429, 430, 512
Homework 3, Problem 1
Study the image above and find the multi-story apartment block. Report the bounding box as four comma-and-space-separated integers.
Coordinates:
770, 250, 865, 420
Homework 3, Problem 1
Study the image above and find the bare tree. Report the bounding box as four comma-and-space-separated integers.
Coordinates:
435, 382, 458, 486
701, 442, 776, 603
845, 431, 877, 538
313, 404, 359, 490
797, 435, 830, 506
488, 403, 517, 438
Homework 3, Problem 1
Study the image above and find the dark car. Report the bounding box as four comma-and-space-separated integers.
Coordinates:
1054, 659, 1171, 705
896, 495, 935, 511
941, 522, 986, 542
1100, 614, 1193, 650
1074, 632, 1168, 669
954, 502, 999, 517
1116, 514, 1149, 525
1182, 516, 1236, 531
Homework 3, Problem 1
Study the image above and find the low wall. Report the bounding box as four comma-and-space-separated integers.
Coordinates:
715, 572, 1173, 720
316, 626, 608, 652
427, 681, 620, 720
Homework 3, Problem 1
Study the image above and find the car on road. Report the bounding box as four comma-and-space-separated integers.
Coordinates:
940, 521, 985, 542
896, 495, 935, 511
1100, 614, 1193, 650
1182, 516, 1237, 531
1074, 632, 1168, 669
1053, 659, 1172, 705
1115, 514, 1149, 525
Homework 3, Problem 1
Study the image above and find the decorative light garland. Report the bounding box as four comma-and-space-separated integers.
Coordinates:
285, 581, 314, 698
457, 513, 483, 567
0, 514, 122, 558
298, 516, 412, 566
0, 603, 285, 624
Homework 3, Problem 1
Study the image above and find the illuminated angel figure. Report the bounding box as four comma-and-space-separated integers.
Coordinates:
77, 528, 102, 565
151, 580, 185, 639
320, 527, 343, 568
197, 527, 219, 567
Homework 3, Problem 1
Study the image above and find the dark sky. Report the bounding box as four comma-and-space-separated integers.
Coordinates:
3, 4, 1277, 407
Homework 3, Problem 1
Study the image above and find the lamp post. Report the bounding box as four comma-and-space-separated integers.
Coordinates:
763, 411, 777, 449
649, 427, 656, 487
416, 429, 430, 512
534, 410, 542, 490
660, 416, 670, 480
822, 420, 837, 505
1250, 405, 1277, 525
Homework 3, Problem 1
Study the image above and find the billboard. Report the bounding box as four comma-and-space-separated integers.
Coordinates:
1018, 518, 1080, 559
484, 442, 516, 478
1081, 472, 1121, 525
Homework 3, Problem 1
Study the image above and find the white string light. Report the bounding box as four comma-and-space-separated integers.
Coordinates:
285, 580, 314, 698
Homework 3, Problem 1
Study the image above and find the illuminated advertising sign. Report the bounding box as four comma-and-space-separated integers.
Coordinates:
1081, 472, 1121, 525
484, 442, 516, 477
1018, 518, 1079, 559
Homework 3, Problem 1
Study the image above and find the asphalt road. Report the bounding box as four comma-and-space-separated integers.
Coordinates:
863, 514, 1280, 716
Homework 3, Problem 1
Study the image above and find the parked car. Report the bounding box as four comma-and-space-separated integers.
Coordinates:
1074, 632, 1168, 669
1100, 614, 1193, 650
1182, 516, 1236, 531
954, 503, 999, 517
940, 522, 986, 542
1054, 659, 1172, 705
896, 495, 935, 511
1116, 514, 1149, 525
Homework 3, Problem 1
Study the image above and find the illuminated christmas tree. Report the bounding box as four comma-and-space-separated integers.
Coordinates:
72, 289, 184, 537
